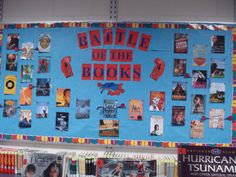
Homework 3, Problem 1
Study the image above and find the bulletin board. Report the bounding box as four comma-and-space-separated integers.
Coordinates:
0, 22, 235, 147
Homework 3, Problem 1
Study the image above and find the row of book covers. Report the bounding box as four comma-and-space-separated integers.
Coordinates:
0, 147, 177, 177
0, 145, 235, 177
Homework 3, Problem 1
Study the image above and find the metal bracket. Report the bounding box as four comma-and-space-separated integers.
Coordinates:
110, 0, 118, 21
235, 0, 236, 22
0, 0, 3, 22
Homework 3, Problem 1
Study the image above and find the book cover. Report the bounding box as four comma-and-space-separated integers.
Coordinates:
96, 158, 157, 177
7, 34, 19, 50
21, 42, 34, 60
191, 94, 205, 114
99, 120, 119, 137
4, 75, 17, 95
38, 34, 51, 53
192, 44, 207, 66
0, 58, 1, 75
129, 99, 143, 120
19, 110, 31, 128
172, 106, 185, 126
36, 78, 50, 96
209, 109, 225, 129
122, 160, 156, 177
20, 65, 33, 83
150, 115, 164, 136
211, 59, 225, 78
172, 82, 187, 100
6, 53, 17, 71
76, 99, 90, 119
96, 158, 123, 177
23, 153, 63, 177
149, 91, 165, 111
56, 112, 69, 131
56, 88, 70, 107
19, 86, 32, 106
36, 102, 49, 118
38, 56, 50, 73
173, 59, 186, 76
210, 82, 225, 103
174, 33, 188, 53
178, 146, 236, 177
103, 99, 117, 118
192, 70, 207, 88
211, 35, 225, 53
190, 120, 204, 139
3, 99, 17, 118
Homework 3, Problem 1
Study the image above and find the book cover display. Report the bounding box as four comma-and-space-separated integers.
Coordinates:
96, 158, 157, 177
0, 147, 176, 176
178, 146, 236, 177
0, 22, 233, 145
23, 153, 63, 177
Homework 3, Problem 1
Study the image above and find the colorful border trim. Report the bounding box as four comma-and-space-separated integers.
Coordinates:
0, 133, 233, 148
0, 22, 233, 30
232, 28, 236, 146
0, 22, 235, 148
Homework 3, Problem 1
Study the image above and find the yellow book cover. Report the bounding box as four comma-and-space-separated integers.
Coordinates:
4, 75, 17, 95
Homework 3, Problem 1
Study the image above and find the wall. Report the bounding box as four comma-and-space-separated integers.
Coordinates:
2, 0, 235, 23
2, 0, 110, 23
118, 0, 235, 23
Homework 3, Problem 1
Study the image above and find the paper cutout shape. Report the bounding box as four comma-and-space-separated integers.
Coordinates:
97, 82, 125, 96
61, 56, 73, 78
150, 58, 165, 81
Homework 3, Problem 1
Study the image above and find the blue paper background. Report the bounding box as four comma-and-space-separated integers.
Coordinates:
0, 27, 232, 144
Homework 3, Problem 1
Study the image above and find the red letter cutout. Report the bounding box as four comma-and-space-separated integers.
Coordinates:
78, 32, 88, 49
110, 49, 133, 62
139, 34, 151, 51
106, 64, 118, 80
115, 28, 126, 46
103, 28, 113, 45
127, 31, 139, 48
133, 64, 141, 81
89, 30, 101, 47
93, 64, 104, 80
92, 49, 107, 61
120, 64, 131, 81
82, 64, 91, 80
